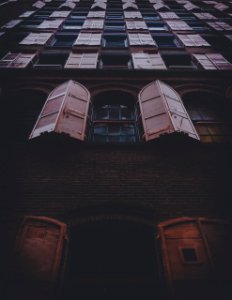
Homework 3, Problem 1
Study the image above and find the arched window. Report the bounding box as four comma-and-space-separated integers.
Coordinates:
90, 91, 139, 143
183, 92, 232, 143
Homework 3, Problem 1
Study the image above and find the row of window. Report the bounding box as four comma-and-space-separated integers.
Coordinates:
1, 50, 232, 71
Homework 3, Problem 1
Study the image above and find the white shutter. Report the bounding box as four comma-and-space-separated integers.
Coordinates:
37, 19, 63, 29
87, 11, 105, 18
59, 1, 76, 10
91, 2, 106, 9
126, 20, 148, 30
0, 53, 19, 68
20, 33, 53, 45
166, 20, 193, 31
207, 22, 232, 31
193, 54, 217, 70
193, 13, 216, 20
11, 53, 36, 68
82, 19, 104, 29
32, 1, 45, 9
177, 34, 210, 46
159, 12, 180, 20
19, 11, 35, 18
65, 52, 98, 69
124, 11, 142, 19
132, 52, 166, 70
207, 53, 232, 70
214, 3, 228, 11
184, 2, 199, 11
30, 80, 90, 141
74, 33, 102, 45
50, 11, 70, 18
203, 1, 217, 4
128, 33, 156, 46
153, 3, 169, 11
2, 19, 21, 29
123, 2, 138, 10
139, 80, 200, 141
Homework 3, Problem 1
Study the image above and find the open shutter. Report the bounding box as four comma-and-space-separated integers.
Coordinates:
2, 19, 21, 29
65, 52, 98, 69
126, 20, 148, 30
59, 1, 76, 10
159, 12, 180, 19
37, 19, 63, 29
177, 34, 210, 46
32, 1, 45, 9
132, 52, 166, 69
124, 11, 142, 19
184, 2, 199, 11
91, 2, 106, 10
82, 19, 104, 29
139, 80, 199, 141
193, 13, 216, 20
29, 80, 90, 141
123, 2, 138, 10
214, 3, 228, 11
74, 33, 102, 45
87, 11, 105, 18
0, 53, 19, 68
20, 33, 53, 45
0, 52, 35, 68
166, 20, 193, 31
193, 54, 217, 70
153, 3, 169, 11
50, 11, 70, 18
207, 53, 232, 70
19, 11, 35, 18
128, 33, 156, 46
207, 21, 232, 31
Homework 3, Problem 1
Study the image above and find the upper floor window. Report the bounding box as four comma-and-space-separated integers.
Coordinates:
153, 34, 182, 47
99, 52, 132, 69
161, 53, 197, 70
90, 91, 138, 143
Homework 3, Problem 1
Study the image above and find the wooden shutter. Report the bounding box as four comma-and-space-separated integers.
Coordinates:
123, 2, 138, 10
207, 53, 232, 70
82, 19, 104, 29
50, 11, 70, 18
65, 52, 98, 69
124, 11, 142, 19
159, 12, 180, 19
37, 19, 63, 29
126, 20, 147, 30
193, 54, 217, 70
87, 11, 105, 18
166, 20, 193, 31
214, 3, 228, 11
20, 33, 53, 45
139, 80, 199, 141
2, 19, 21, 29
19, 11, 35, 18
184, 2, 199, 11
29, 80, 90, 141
32, 1, 45, 9
177, 34, 210, 46
0, 53, 19, 68
193, 13, 216, 20
15, 216, 67, 285
207, 21, 232, 31
153, 3, 169, 11
91, 2, 106, 9
128, 33, 156, 46
59, 1, 76, 10
132, 52, 166, 69
74, 33, 102, 45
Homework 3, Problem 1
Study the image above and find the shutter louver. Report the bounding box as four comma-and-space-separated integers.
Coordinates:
126, 20, 148, 30
193, 54, 217, 70
50, 11, 70, 18
20, 33, 53, 45
37, 19, 63, 29
124, 11, 143, 19
74, 33, 102, 45
207, 53, 232, 70
29, 80, 90, 141
65, 53, 98, 69
139, 80, 200, 141
159, 12, 180, 19
128, 33, 156, 46
2, 19, 21, 29
166, 20, 193, 31
32, 1, 45, 9
177, 34, 210, 46
82, 19, 104, 29
15, 216, 67, 284
132, 53, 166, 70
87, 11, 105, 18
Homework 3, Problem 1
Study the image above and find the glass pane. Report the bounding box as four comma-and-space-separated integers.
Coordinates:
109, 105, 120, 120
121, 105, 134, 120
108, 124, 120, 136
121, 124, 135, 135
93, 124, 107, 135
95, 105, 109, 120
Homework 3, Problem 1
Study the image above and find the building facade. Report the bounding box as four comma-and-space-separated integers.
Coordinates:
0, 0, 232, 299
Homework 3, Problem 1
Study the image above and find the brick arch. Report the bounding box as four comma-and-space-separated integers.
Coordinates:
173, 84, 222, 99
89, 83, 140, 99
6, 81, 54, 97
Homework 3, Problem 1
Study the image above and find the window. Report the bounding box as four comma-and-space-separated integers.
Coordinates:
186, 21, 211, 32
63, 19, 84, 30
90, 91, 138, 143
99, 52, 132, 69
50, 33, 78, 47
34, 51, 69, 68
176, 12, 197, 20
106, 12, 124, 20
161, 53, 197, 70
184, 92, 232, 143
103, 34, 127, 47
104, 21, 125, 32
153, 34, 182, 47
146, 21, 168, 31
